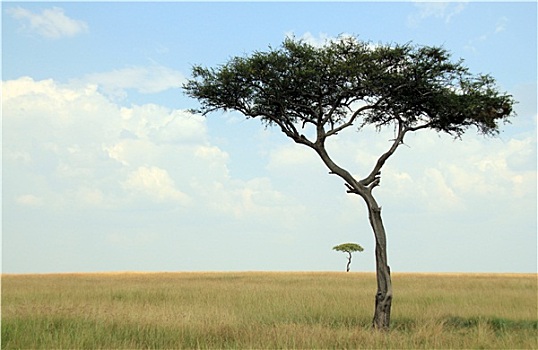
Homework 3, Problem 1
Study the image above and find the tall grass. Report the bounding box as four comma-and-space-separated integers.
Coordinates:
2, 272, 537, 349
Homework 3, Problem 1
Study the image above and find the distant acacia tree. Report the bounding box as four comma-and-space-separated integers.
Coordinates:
333, 243, 364, 272
183, 36, 515, 330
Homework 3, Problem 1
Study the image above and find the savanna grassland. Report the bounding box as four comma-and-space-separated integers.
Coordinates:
2, 272, 536, 349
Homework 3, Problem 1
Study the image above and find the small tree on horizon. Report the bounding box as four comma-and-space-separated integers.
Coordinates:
333, 243, 364, 272
183, 36, 515, 330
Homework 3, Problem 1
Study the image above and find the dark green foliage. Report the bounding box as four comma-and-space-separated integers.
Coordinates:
183, 36, 515, 140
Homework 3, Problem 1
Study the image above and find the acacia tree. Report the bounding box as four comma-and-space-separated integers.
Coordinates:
183, 36, 514, 330
333, 243, 364, 272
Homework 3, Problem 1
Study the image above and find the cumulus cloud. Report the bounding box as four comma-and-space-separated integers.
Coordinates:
117, 104, 206, 144
386, 135, 535, 221
6, 6, 88, 39
2, 76, 303, 225
122, 166, 190, 204
3, 77, 200, 209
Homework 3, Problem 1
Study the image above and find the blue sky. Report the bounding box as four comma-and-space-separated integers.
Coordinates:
2, 2, 536, 274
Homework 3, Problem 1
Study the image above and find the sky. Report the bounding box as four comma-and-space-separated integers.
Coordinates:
2, 1, 536, 274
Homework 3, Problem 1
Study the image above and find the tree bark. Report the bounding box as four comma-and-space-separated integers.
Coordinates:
364, 195, 392, 330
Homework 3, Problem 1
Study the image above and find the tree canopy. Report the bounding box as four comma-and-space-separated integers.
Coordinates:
184, 36, 514, 146
333, 243, 364, 254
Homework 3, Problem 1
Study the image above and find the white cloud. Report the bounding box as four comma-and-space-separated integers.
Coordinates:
122, 166, 190, 204
117, 104, 206, 144
2, 76, 307, 227
6, 6, 88, 39
3, 76, 98, 105
194, 145, 230, 176
446, 136, 536, 200
381, 131, 536, 216
3, 77, 199, 209
408, 2, 467, 27
80, 65, 186, 99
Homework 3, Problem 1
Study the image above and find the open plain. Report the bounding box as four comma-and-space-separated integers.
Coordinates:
2, 272, 536, 349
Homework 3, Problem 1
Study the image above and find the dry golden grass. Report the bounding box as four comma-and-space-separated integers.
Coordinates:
2, 272, 537, 349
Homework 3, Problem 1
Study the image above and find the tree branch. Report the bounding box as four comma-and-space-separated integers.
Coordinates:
269, 117, 316, 147
406, 121, 433, 132
324, 103, 375, 137
324, 92, 398, 138
360, 118, 407, 187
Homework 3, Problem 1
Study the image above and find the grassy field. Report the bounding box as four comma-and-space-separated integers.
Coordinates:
2, 272, 536, 349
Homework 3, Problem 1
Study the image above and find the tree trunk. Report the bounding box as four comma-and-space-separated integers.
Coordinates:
365, 195, 392, 330
346, 252, 352, 272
